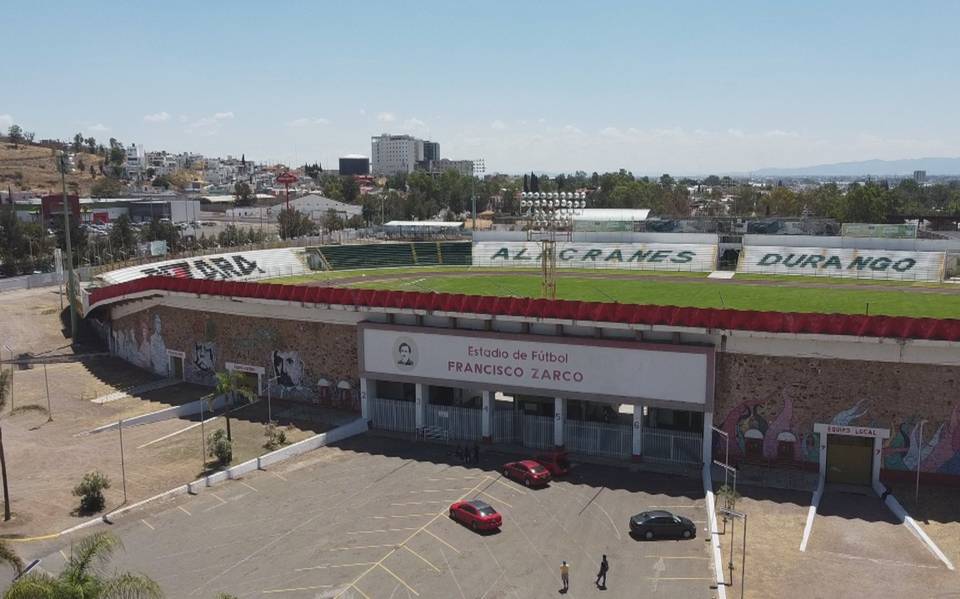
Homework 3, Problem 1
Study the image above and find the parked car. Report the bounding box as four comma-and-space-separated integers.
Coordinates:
503, 460, 552, 487
449, 499, 502, 532
629, 510, 696, 540
534, 450, 571, 476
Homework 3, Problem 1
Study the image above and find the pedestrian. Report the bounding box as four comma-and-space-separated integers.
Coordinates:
472, 443, 480, 466
559, 560, 570, 593
595, 554, 608, 589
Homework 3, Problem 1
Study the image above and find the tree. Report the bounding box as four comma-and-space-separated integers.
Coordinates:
7, 125, 23, 147
72, 471, 111, 514
206, 371, 257, 443
108, 214, 137, 257
233, 182, 255, 207
0, 539, 23, 577
85, 137, 97, 154
91, 177, 123, 198
207, 429, 232, 466
72, 133, 84, 153
321, 208, 344, 232
341, 176, 360, 204
277, 208, 317, 239
5, 531, 162, 598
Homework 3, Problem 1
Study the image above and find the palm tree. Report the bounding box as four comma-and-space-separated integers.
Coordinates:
0, 539, 24, 577
4, 531, 161, 598
207, 370, 257, 442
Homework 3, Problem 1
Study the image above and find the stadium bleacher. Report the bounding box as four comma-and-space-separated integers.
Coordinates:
313, 242, 471, 270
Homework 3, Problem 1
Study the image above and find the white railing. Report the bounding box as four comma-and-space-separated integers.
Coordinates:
642, 428, 703, 465
369, 397, 416, 433
424, 404, 482, 441
565, 420, 633, 459
520, 415, 554, 450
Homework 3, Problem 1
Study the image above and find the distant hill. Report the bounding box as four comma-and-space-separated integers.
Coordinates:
751, 157, 960, 177
0, 141, 105, 196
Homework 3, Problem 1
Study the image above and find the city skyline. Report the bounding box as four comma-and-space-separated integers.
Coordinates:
3, 0, 959, 174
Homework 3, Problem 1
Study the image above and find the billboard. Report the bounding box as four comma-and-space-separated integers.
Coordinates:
362, 326, 711, 408
473, 242, 717, 272
841, 223, 918, 239
738, 246, 945, 281
98, 248, 309, 285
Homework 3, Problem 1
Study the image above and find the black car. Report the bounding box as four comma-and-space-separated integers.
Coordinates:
629, 510, 696, 540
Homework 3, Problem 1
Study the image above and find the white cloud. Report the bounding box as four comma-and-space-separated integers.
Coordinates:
0, 114, 12, 128
562, 125, 583, 135
726, 128, 745, 138
87, 123, 110, 132
403, 117, 426, 130
287, 117, 331, 127
143, 111, 170, 123
491, 119, 507, 131
377, 112, 396, 123
185, 111, 234, 136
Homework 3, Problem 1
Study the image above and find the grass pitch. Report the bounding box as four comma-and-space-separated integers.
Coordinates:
266, 268, 960, 319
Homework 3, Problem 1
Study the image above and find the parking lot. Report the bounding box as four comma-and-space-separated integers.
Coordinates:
31, 434, 716, 598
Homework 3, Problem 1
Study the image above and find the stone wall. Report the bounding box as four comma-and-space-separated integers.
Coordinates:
715, 352, 960, 476
109, 306, 359, 409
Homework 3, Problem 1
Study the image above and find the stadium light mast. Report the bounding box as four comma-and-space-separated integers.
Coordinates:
519, 191, 587, 300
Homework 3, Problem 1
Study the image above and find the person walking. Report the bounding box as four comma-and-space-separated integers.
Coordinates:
559, 560, 570, 593
595, 554, 608, 589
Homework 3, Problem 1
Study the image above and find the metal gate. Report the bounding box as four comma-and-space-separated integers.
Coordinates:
521, 415, 554, 450
369, 397, 416, 433
424, 404, 482, 441
565, 421, 632, 459
642, 428, 703, 465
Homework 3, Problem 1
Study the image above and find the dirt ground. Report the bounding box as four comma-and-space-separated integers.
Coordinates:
716, 484, 959, 599
894, 484, 960, 571
0, 286, 352, 540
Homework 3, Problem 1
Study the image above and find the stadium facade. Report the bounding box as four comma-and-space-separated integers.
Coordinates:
82, 235, 960, 488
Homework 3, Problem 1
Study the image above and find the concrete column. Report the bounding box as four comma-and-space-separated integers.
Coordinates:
554, 397, 566, 448
481, 391, 493, 443
359, 378, 370, 421
632, 405, 644, 461
702, 411, 713, 466
872, 436, 883, 488
415, 383, 427, 430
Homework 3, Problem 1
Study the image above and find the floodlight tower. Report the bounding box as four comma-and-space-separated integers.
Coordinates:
518, 191, 587, 299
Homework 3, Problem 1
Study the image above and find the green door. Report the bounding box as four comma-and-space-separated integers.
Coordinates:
826, 434, 873, 485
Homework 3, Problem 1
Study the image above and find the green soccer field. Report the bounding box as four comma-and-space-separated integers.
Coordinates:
265, 268, 960, 319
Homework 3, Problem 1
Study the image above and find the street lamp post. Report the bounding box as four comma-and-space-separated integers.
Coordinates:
518, 192, 587, 299
471, 159, 486, 232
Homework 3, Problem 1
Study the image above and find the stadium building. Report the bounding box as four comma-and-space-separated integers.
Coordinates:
81, 231, 960, 489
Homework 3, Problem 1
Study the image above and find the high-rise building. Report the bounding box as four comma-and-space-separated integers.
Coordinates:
422, 141, 440, 162
339, 155, 370, 176
371, 134, 425, 176
913, 170, 927, 184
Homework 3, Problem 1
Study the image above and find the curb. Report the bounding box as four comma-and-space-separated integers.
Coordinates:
702, 465, 727, 599
799, 473, 824, 552
874, 481, 955, 571
41, 418, 370, 542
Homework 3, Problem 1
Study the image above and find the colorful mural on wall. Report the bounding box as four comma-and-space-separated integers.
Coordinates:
717, 393, 960, 476
112, 314, 168, 376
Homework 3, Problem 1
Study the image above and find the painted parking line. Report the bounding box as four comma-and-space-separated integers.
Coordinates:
269, 470, 287, 482
347, 583, 372, 599
141, 519, 155, 531
328, 544, 396, 552
263, 584, 333, 594
239, 480, 258, 493
294, 562, 377, 572
408, 487, 476, 494
345, 527, 421, 535
178, 505, 192, 516
390, 500, 449, 507
423, 528, 460, 555
479, 491, 513, 508
493, 478, 527, 495
427, 476, 480, 482
378, 563, 419, 596
373, 513, 438, 520
403, 545, 441, 573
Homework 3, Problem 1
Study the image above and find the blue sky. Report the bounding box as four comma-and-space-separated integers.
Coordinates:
2, 1, 958, 174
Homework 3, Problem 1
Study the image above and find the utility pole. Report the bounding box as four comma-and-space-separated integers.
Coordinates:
59, 152, 77, 341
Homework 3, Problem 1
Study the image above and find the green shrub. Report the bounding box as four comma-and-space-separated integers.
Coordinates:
208, 428, 233, 466
263, 423, 288, 451
72, 471, 110, 513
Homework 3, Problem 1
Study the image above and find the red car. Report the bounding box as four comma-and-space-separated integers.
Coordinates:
449, 499, 502, 532
503, 460, 552, 487
534, 450, 571, 477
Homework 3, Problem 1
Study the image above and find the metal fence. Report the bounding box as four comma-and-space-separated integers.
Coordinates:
424, 404, 482, 441
520, 415, 555, 450
565, 420, 633, 459
493, 408, 515, 443
642, 428, 703, 465
369, 397, 416, 433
